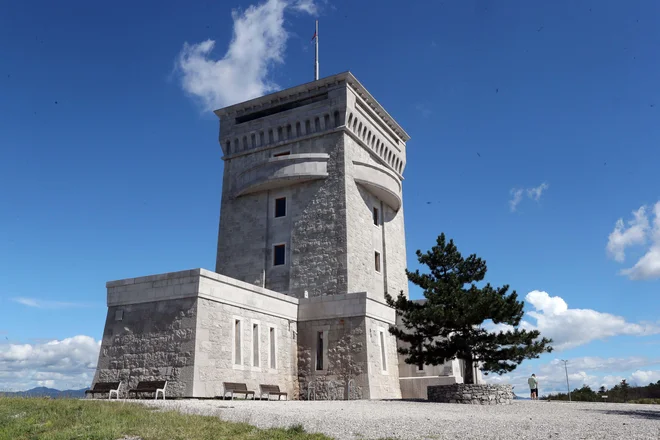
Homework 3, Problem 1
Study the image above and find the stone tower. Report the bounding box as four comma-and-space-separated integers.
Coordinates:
94, 72, 473, 402
214, 71, 410, 302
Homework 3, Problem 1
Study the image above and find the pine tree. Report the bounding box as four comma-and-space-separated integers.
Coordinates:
385, 233, 553, 384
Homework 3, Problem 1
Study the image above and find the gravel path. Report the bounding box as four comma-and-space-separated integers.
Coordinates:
139, 399, 660, 440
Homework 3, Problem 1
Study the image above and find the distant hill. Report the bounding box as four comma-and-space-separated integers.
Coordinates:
0, 387, 88, 398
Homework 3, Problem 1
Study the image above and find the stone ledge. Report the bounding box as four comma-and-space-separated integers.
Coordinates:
428, 384, 513, 405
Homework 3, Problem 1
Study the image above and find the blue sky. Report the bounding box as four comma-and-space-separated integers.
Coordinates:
1, 0, 659, 393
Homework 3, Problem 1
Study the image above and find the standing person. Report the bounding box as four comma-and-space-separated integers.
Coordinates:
528, 374, 538, 400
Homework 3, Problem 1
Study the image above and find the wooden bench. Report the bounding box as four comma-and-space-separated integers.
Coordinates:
85, 381, 122, 400
127, 380, 167, 400
221, 382, 255, 400
259, 384, 288, 401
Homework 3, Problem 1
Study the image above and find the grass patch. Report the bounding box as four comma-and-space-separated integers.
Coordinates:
0, 396, 332, 440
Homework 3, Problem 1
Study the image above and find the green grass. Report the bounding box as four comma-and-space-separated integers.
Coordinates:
0, 397, 333, 440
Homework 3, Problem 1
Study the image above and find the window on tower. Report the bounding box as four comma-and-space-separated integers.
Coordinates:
275, 197, 286, 218
375, 251, 381, 272
373, 207, 380, 226
273, 244, 286, 266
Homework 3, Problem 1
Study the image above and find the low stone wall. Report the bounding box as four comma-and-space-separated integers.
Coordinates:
428, 384, 513, 405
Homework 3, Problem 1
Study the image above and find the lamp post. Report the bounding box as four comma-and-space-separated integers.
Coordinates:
561, 359, 571, 402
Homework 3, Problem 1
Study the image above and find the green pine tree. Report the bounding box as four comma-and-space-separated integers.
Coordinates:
385, 233, 553, 384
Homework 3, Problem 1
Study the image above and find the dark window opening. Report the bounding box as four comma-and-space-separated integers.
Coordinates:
273, 244, 286, 266
314, 117, 321, 132
234, 92, 328, 124
316, 331, 324, 370
375, 251, 381, 272
373, 207, 379, 226
334, 110, 341, 127
273, 151, 290, 157
275, 197, 286, 218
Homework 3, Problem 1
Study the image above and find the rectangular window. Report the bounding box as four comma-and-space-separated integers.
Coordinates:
269, 327, 277, 369
373, 207, 379, 226
234, 319, 241, 365
305, 120, 311, 134
251, 133, 256, 148
417, 363, 424, 372
252, 323, 259, 367
259, 131, 265, 146
316, 331, 324, 370
268, 129, 274, 143
273, 151, 290, 157
273, 244, 286, 266
275, 197, 286, 218
375, 251, 381, 272
379, 330, 387, 371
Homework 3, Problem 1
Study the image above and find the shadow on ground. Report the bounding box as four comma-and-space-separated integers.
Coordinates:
582, 408, 660, 421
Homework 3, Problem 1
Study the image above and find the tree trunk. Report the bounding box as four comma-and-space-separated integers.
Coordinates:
463, 357, 475, 385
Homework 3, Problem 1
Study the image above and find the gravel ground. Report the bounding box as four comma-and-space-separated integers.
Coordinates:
136, 399, 660, 440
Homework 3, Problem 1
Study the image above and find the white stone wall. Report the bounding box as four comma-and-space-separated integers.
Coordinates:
365, 317, 401, 399
193, 297, 298, 398
344, 135, 408, 301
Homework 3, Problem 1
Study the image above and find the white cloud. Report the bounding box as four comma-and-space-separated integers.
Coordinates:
0, 335, 100, 391
484, 356, 660, 396
527, 182, 549, 201
176, 0, 319, 111
606, 206, 649, 262
509, 188, 524, 212
631, 370, 660, 385
608, 202, 660, 279
523, 290, 659, 350
486, 291, 659, 350
509, 182, 548, 212
292, 0, 318, 14
11, 297, 96, 309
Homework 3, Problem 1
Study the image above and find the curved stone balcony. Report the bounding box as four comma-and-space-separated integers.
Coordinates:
235, 153, 329, 196
352, 160, 402, 211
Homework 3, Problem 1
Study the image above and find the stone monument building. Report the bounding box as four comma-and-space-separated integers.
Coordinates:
92, 72, 476, 400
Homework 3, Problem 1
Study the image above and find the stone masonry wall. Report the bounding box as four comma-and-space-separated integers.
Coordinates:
216, 85, 349, 299
297, 317, 368, 400
428, 384, 514, 405
93, 298, 197, 398
289, 132, 348, 298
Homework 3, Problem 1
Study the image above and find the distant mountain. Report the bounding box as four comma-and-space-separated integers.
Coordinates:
0, 387, 88, 398
513, 394, 531, 400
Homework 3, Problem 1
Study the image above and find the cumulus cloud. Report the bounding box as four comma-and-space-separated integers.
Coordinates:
484, 356, 660, 395
176, 0, 319, 111
0, 335, 100, 391
486, 290, 659, 350
631, 370, 660, 385
524, 290, 660, 350
509, 182, 548, 212
11, 297, 97, 309
607, 202, 660, 279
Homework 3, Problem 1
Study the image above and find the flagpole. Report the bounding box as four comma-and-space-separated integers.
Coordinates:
314, 20, 319, 81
